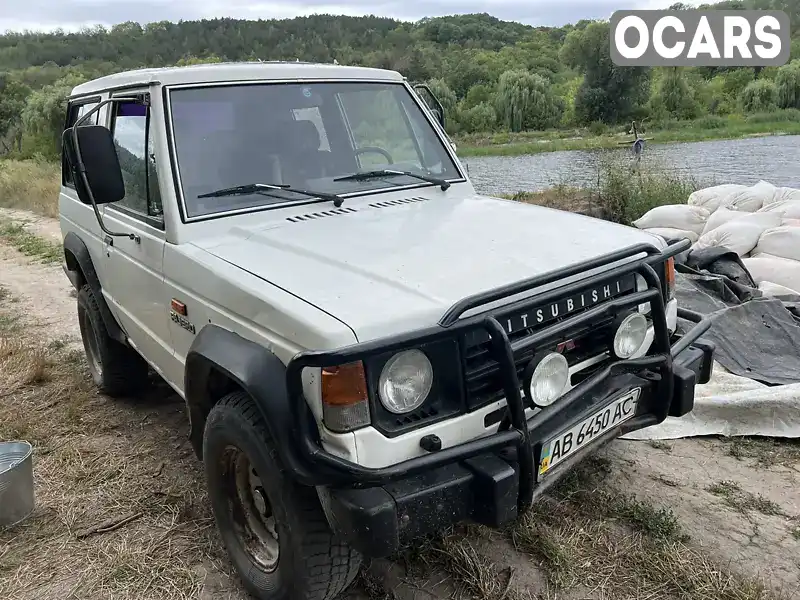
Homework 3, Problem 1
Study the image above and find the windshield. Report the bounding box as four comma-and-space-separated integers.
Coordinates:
168, 81, 463, 218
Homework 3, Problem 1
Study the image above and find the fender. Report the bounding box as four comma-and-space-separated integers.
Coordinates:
62, 231, 127, 344
184, 324, 320, 485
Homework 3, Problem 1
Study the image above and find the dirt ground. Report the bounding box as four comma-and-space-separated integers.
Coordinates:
1, 208, 799, 600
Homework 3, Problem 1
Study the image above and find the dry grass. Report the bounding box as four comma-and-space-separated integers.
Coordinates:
0, 292, 240, 599
506, 460, 777, 600
0, 221, 63, 263
426, 457, 780, 600
0, 159, 61, 218
723, 437, 800, 467
503, 187, 607, 220
707, 481, 786, 517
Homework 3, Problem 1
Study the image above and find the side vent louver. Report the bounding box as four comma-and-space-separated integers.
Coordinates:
369, 196, 429, 209
286, 207, 358, 223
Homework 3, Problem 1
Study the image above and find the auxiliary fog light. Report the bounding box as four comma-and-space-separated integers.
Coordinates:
524, 352, 570, 408
613, 312, 649, 359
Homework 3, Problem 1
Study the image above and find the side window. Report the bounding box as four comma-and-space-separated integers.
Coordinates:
111, 100, 162, 219
62, 100, 99, 187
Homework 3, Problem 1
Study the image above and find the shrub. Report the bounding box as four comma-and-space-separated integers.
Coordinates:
588, 121, 608, 136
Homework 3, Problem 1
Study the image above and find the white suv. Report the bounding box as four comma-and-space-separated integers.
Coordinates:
58, 62, 714, 600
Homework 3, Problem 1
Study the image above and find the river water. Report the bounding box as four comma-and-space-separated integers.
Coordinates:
459, 134, 800, 196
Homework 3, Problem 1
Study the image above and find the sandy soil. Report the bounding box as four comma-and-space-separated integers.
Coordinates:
1, 207, 798, 600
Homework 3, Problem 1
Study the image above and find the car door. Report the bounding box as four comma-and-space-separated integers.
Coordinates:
99, 93, 174, 380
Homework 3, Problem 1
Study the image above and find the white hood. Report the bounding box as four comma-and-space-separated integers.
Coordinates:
193, 194, 665, 342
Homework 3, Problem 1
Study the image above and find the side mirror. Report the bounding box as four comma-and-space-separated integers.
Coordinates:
413, 83, 446, 130
63, 125, 125, 206
431, 107, 445, 130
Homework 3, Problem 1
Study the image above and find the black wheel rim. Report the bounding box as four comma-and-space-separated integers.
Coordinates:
78, 306, 103, 382
221, 445, 280, 572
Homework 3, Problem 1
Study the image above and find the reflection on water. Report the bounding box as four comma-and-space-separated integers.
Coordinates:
459, 135, 800, 196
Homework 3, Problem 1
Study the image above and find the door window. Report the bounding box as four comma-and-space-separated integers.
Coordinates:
111, 100, 163, 219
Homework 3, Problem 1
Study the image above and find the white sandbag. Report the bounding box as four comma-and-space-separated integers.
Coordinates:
702, 206, 746, 234
719, 180, 776, 213
693, 212, 783, 256
765, 186, 800, 207
633, 205, 710, 234
743, 253, 800, 292
752, 226, 800, 261
758, 280, 800, 297
757, 199, 800, 219
782, 218, 800, 227
643, 227, 699, 243
688, 184, 747, 211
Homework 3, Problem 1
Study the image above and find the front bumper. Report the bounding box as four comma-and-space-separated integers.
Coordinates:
318, 331, 713, 557
281, 239, 715, 557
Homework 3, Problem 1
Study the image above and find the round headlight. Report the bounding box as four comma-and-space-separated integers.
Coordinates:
378, 350, 433, 414
614, 313, 649, 359
526, 352, 570, 408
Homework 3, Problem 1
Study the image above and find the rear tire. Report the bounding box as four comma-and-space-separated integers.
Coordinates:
203, 391, 362, 600
76, 284, 149, 397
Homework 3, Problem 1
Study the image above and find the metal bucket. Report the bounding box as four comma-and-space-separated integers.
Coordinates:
0, 441, 34, 528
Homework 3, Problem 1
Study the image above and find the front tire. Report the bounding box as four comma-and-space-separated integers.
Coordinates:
203, 391, 361, 600
76, 284, 149, 397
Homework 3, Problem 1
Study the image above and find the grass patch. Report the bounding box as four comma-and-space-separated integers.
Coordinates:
723, 437, 800, 467
455, 112, 800, 157
648, 440, 673, 451
502, 458, 773, 599
707, 481, 785, 517
426, 457, 778, 600
0, 302, 231, 599
503, 160, 705, 225
0, 158, 60, 218
0, 221, 62, 263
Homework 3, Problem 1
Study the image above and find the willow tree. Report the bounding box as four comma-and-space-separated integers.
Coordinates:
776, 60, 800, 109
21, 74, 86, 158
494, 69, 563, 132
740, 79, 779, 113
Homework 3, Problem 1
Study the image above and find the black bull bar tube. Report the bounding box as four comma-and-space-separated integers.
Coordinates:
284, 239, 712, 512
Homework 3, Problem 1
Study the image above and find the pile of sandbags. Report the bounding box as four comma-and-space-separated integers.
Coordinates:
633, 179, 800, 295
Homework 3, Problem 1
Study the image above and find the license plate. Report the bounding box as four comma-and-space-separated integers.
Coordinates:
538, 388, 641, 478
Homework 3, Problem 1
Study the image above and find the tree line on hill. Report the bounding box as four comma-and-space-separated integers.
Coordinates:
2, 1, 800, 159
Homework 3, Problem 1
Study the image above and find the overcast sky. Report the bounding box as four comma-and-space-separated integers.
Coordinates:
0, 0, 697, 34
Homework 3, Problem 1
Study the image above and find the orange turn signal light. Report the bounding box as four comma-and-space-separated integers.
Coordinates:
321, 362, 368, 407
665, 257, 676, 299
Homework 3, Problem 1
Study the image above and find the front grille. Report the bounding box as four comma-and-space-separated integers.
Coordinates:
460, 274, 639, 410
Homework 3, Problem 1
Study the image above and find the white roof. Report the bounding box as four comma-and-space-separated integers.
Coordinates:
70, 61, 405, 96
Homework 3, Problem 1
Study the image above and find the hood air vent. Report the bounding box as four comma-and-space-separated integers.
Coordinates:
286, 197, 430, 223
286, 207, 358, 223
369, 197, 429, 209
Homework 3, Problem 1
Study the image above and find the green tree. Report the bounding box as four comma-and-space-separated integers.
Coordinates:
560, 21, 650, 124
649, 68, 702, 120
0, 73, 30, 153
21, 74, 86, 158
494, 69, 564, 131
456, 102, 498, 132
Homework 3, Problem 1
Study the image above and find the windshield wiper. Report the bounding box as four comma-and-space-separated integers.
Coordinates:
197, 183, 345, 208
334, 169, 451, 191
